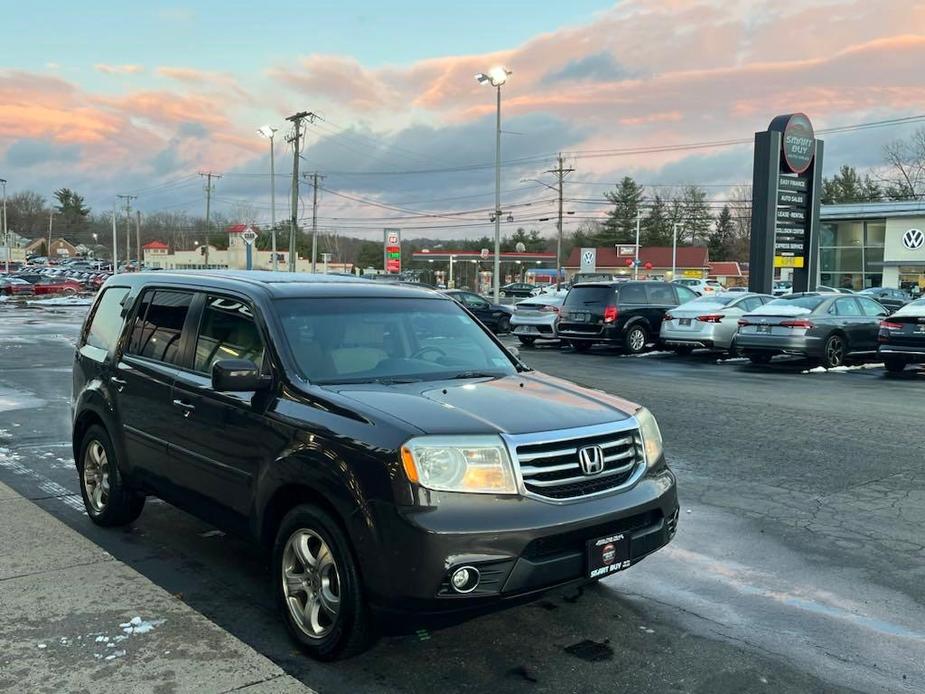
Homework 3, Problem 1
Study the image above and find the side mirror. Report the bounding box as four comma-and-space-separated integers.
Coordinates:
211, 359, 267, 392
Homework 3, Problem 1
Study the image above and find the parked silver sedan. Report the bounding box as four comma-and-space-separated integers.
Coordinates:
510, 294, 566, 345
660, 292, 774, 354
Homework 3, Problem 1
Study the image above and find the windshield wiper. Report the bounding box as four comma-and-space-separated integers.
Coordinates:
449, 371, 503, 380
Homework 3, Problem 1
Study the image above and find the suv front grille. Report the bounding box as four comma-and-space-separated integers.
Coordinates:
512, 427, 642, 500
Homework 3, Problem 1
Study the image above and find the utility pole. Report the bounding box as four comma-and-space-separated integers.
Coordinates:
135, 210, 142, 269
304, 171, 325, 273
117, 194, 137, 268
199, 172, 221, 268
1, 179, 8, 275
111, 201, 119, 274
47, 210, 54, 261
672, 222, 681, 279
544, 153, 573, 289
634, 209, 642, 280
285, 111, 318, 272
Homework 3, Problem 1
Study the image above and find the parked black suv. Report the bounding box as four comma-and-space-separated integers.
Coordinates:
72, 271, 678, 660
558, 281, 698, 353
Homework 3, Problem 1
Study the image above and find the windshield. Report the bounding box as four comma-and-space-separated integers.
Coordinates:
675, 279, 700, 286
768, 296, 826, 310
275, 297, 517, 384
685, 295, 736, 306
563, 286, 613, 307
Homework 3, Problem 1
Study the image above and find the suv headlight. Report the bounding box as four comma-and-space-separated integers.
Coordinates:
401, 435, 517, 494
636, 407, 663, 468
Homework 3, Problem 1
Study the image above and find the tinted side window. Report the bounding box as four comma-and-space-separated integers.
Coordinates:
674, 286, 698, 304
646, 284, 676, 305
128, 290, 193, 365
739, 297, 762, 312
858, 297, 888, 317
617, 284, 646, 304
85, 287, 129, 352
194, 296, 265, 374
834, 298, 862, 316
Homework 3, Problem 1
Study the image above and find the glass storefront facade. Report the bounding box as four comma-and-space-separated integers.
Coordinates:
818, 220, 885, 290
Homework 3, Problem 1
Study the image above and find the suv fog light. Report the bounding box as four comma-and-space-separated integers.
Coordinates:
450, 566, 480, 593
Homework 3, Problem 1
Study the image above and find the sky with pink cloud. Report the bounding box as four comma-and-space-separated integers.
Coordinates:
2, 0, 924, 240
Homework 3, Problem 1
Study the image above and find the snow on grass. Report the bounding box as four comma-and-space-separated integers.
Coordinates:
802, 363, 884, 374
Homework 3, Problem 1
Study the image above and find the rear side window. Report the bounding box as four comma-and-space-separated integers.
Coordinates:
564, 286, 614, 307
833, 298, 861, 316
194, 296, 265, 374
85, 287, 129, 352
616, 284, 646, 304
128, 290, 193, 365
645, 284, 676, 305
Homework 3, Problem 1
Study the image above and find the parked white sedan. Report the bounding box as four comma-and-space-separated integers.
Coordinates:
510, 294, 566, 345
660, 292, 774, 354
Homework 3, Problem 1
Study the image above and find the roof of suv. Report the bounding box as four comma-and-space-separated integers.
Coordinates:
108, 270, 445, 300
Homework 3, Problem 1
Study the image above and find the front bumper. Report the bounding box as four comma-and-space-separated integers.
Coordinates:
365, 465, 678, 616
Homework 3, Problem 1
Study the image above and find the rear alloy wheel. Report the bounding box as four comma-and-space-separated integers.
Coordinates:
748, 352, 773, 365
518, 336, 537, 346
78, 425, 145, 526
883, 356, 908, 373
624, 325, 648, 354
496, 316, 511, 333
821, 334, 847, 369
273, 504, 372, 660
571, 340, 592, 352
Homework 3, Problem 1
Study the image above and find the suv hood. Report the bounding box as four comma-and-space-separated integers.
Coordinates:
323, 372, 638, 435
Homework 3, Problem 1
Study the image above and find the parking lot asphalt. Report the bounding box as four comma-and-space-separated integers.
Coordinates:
0, 301, 922, 693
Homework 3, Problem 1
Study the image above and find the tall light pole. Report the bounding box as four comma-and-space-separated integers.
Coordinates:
258, 126, 278, 270
476, 66, 511, 303
634, 209, 642, 280
1, 178, 8, 274
671, 222, 682, 280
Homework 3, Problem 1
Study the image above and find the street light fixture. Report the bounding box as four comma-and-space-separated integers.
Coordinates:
0, 178, 8, 274
258, 125, 278, 270
475, 66, 511, 304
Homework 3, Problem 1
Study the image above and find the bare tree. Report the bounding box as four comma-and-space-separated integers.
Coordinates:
881, 128, 925, 200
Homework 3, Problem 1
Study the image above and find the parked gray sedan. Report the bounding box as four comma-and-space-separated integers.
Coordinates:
735, 293, 890, 367
660, 292, 774, 354
510, 294, 566, 345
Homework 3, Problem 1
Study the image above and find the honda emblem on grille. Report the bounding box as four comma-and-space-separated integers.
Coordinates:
578, 445, 605, 475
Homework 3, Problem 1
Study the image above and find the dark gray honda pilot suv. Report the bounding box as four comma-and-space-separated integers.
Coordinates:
72, 271, 679, 660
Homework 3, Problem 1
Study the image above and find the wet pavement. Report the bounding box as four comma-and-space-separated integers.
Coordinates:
0, 301, 922, 693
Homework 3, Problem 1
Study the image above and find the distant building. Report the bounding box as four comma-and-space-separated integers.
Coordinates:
142, 225, 353, 273
563, 246, 710, 280
23, 237, 79, 259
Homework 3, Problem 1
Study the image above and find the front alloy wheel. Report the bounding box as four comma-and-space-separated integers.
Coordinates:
282, 529, 342, 640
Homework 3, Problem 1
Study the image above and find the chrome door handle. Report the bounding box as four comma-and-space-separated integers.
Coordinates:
171, 399, 196, 417
110, 377, 127, 391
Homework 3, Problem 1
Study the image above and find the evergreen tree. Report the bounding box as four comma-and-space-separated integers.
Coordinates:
601, 177, 644, 245
709, 205, 736, 261
680, 185, 713, 244
641, 194, 672, 246
821, 165, 882, 203
53, 188, 90, 235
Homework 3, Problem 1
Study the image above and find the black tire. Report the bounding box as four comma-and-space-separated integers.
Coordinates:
748, 352, 773, 365
496, 316, 511, 333
518, 336, 537, 346
571, 341, 592, 352
821, 333, 847, 369
77, 424, 145, 526
623, 324, 649, 354
273, 504, 373, 661
883, 356, 908, 373
672, 345, 694, 356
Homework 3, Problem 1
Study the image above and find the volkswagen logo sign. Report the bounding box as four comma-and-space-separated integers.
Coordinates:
903, 228, 924, 251
578, 445, 605, 475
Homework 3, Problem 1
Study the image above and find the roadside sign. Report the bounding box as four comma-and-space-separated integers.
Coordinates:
242, 230, 257, 245
384, 228, 401, 273
480, 248, 489, 259
580, 248, 596, 272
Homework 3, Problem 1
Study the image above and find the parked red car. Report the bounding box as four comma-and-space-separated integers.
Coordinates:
32, 277, 83, 296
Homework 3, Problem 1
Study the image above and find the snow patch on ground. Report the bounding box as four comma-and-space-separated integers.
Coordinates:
622, 350, 674, 358
802, 363, 884, 374
716, 357, 750, 364
120, 616, 165, 635
0, 386, 46, 413
27, 296, 94, 307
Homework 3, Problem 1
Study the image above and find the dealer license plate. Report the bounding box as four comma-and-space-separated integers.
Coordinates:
587, 532, 630, 579
756, 324, 771, 334
570, 312, 589, 323
679, 318, 691, 326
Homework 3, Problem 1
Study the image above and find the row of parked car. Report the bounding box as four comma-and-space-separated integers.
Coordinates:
506, 279, 925, 373
0, 265, 112, 297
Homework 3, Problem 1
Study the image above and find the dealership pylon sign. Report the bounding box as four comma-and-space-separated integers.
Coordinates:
748, 113, 824, 293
